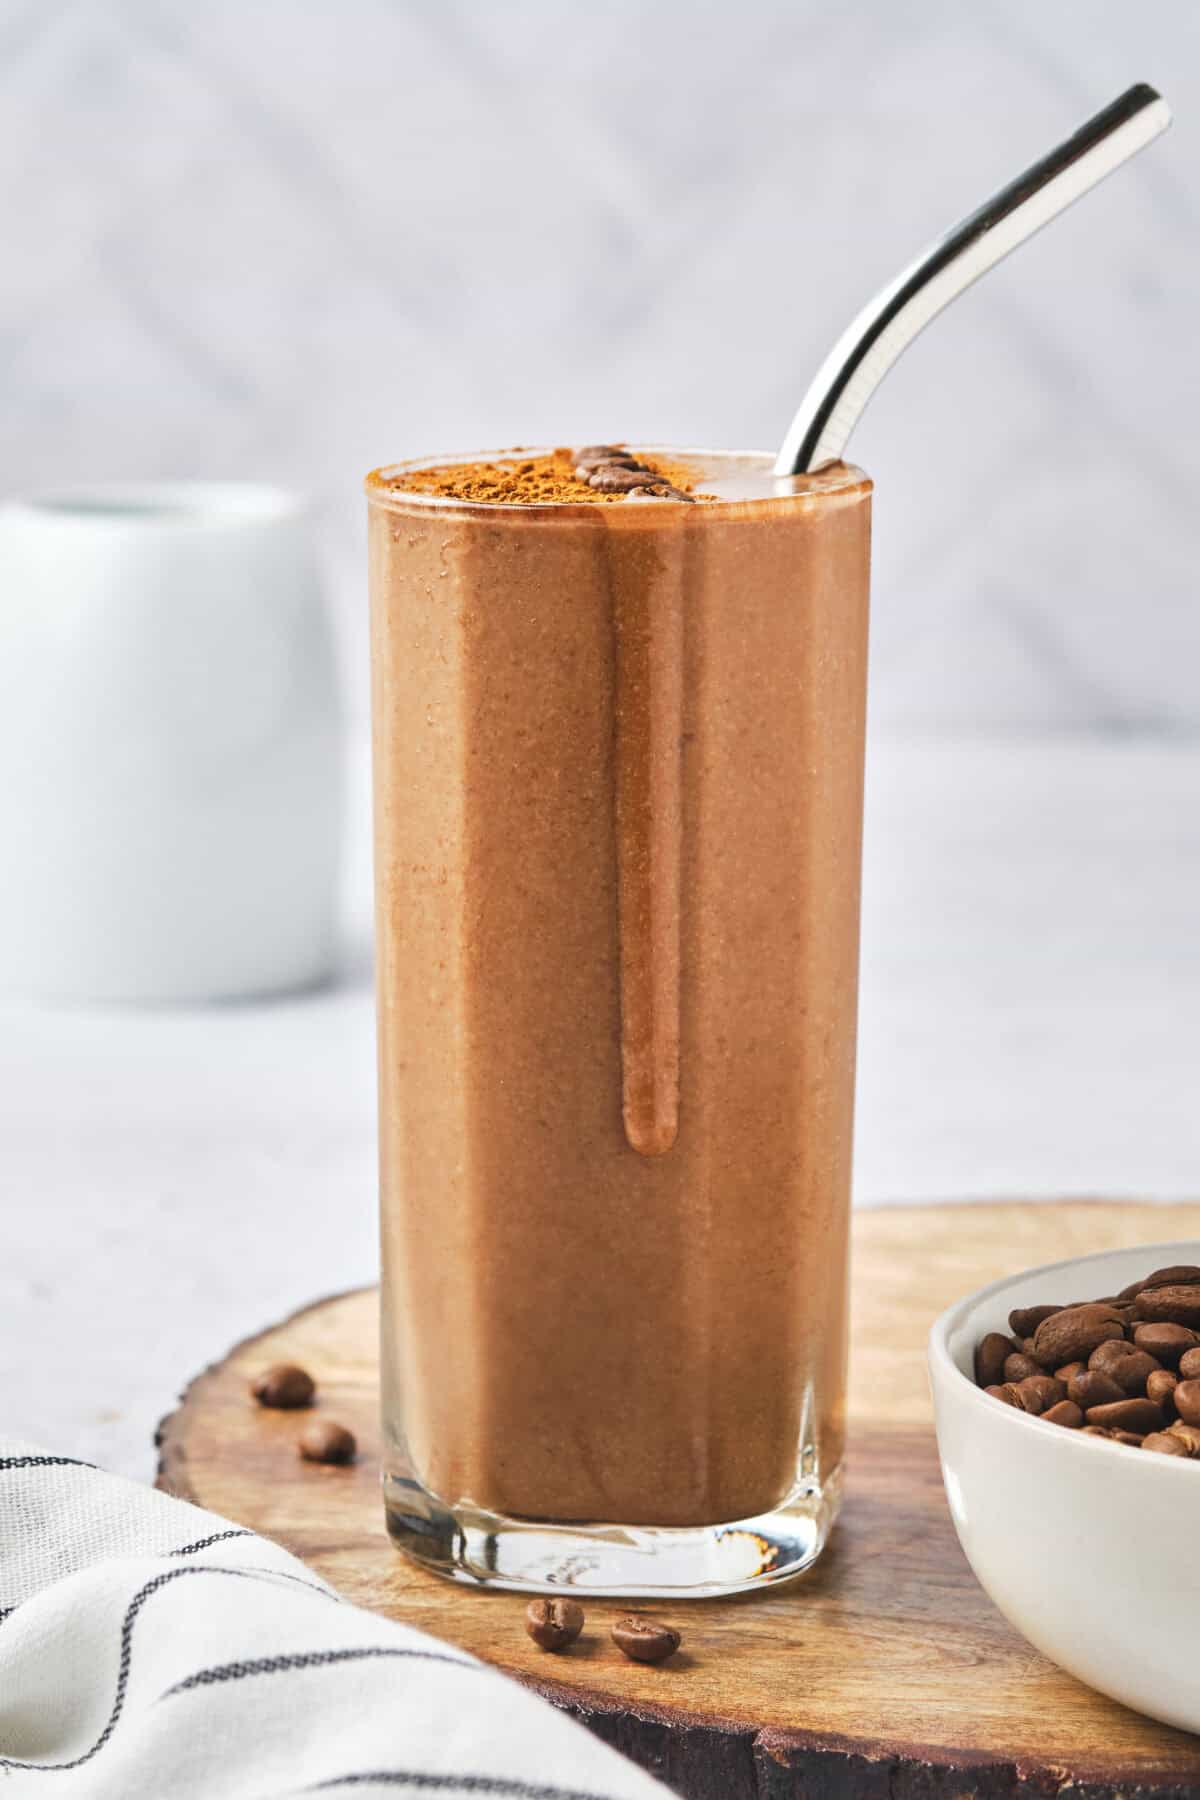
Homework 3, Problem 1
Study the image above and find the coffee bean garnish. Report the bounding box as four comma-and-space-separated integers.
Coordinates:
251, 1363, 315, 1409
587, 466, 666, 492
524, 1597, 585, 1652
611, 1614, 681, 1664
298, 1420, 357, 1465
574, 445, 632, 470
975, 1267, 1200, 1461
572, 446, 694, 502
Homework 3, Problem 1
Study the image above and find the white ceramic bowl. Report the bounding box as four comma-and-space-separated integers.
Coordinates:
930, 1239, 1200, 1735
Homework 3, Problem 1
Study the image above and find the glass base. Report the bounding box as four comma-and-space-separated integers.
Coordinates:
383, 1466, 842, 1599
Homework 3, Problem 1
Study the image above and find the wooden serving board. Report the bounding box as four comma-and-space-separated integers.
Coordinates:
157, 1202, 1200, 1800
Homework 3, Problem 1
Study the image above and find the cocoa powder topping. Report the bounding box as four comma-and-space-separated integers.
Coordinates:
384, 447, 701, 506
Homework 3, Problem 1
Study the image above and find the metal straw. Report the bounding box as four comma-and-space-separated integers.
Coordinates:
775, 83, 1171, 476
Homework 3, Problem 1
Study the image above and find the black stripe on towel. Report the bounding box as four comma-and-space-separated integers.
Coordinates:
309, 1775, 617, 1799
0, 1563, 346, 1773
161, 1644, 473, 1698
0, 1456, 93, 1471
169, 1529, 254, 1556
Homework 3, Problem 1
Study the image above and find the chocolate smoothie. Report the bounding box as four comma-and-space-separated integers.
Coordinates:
367, 448, 871, 1549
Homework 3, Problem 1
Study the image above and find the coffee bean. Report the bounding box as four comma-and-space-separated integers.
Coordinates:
588, 467, 664, 492
973, 1276, 1200, 1463
1068, 1370, 1126, 1411
1133, 1322, 1200, 1365
1118, 1265, 1200, 1302
524, 1597, 584, 1652
1088, 1337, 1140, 1371
1146, 1369, 1178, 1417
1172, 1379, 1200, 1427
574, 445, 630, 469
251, 1364, 315, 1409
611, 1615, 681, 1664
1084, 1398, 1162, 1435
627, 483, 694, 503
1089, 1346, 1160, 1395
298, 1420, 356, 1465
1042, 1400, 1083, 1428
975, 1332, 1016, 1387
1009, 1305, 1064, 1339
1143, 1430, 1190, 1458
1013, 1375, 1066, 1415
1032, 1304, 1125, 1369
1133, 1285, 1200, 1328
575, 459, 640, 480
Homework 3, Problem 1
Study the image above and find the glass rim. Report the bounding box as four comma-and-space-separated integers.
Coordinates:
364, 446, 871, 517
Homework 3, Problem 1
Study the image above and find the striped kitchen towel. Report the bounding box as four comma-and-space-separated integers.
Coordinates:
0, 1438, 668, 1799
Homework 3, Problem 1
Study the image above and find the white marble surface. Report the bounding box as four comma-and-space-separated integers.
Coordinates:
1, 0, 1198, 729
5, 733, 1199, 1484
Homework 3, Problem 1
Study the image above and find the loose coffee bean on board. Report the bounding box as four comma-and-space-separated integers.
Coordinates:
611, 1615, 681, 1664
251, 1364, 315, 1409
298, 1420, 357, 1465
524, 1598, 585, 1652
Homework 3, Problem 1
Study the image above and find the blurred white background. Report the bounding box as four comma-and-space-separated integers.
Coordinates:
3, 0, 1197, 728
3, 2, 1199, 1478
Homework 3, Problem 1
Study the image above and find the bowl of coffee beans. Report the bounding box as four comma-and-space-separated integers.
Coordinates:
929, 1240, 1200, 1735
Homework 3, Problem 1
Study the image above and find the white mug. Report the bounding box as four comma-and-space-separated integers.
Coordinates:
0, 483, 343, 1002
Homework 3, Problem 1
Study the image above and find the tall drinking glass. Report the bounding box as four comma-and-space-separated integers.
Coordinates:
367, 450, 871, 1596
